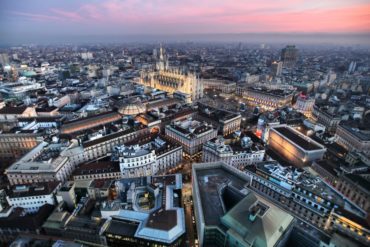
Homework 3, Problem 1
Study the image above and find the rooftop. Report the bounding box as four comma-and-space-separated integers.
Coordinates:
83, 124, 146, 148
61, 111, 122, 134
167, 118, 215, 138
0, 106, 28, 115
246, 86, 294, 97
254, 161, 345, 207
113, 134, 181, 159
101, 174, 185, 244
193, 163, 249, 227
7, 181, 60, 198
72, 161, 120, 176
339, 122, 370, 141
272, 125, 324, 151
6, 142, 68, 173
197, 103, 241, 123
221, 193, 294, 247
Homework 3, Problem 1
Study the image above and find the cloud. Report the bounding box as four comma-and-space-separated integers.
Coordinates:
5, 0, 370, 33
50, 8, 84, 22
10, 11, 63, 21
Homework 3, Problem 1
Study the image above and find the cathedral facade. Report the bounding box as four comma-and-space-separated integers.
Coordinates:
140, 45, 203, 102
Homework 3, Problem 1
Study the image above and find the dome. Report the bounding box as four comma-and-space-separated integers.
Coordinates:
118, 101, 146, 115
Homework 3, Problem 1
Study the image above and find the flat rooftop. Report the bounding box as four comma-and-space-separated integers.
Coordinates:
105, 218, 139, 237
197, 103, 241, 123
273, 126, 323, 151
246, 87, 294, 97
167, 119, 215, 138
194, 166, 248, 227
146, 208, 177, 230
6, 142, 67, 173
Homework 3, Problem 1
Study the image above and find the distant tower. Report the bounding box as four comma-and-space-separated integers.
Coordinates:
153, 48, 157, 59
271, 61, 283, 77
348, 61, 356, 74
281, 45, 298, 68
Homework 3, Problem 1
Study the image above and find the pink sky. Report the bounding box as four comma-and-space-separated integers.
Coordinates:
2, 0, 370, 35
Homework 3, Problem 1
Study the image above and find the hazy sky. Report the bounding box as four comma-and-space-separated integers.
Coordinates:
1, 0, 370, 43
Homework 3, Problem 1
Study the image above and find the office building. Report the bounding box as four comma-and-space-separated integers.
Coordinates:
0, 53, 9, 66
201, 79, 236, 94
202, 135, 265, 168
281, 45, 298, 68
271, 61, 283, 77
112, 136, 183, 178
192, 162, 294, 247
72, 160, 121, 181
165, 118, 218, 157
312, 104, 342, 133
196, 103, 241, 136
6, 142, 75, 185
0, 128, 44, 164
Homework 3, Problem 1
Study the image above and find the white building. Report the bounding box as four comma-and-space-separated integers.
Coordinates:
6, 182, 60, 213
81, 52, 93, 60
202, 136, 265, 168
113, 136, 183, 178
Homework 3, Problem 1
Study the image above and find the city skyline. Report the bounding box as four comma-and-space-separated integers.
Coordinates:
1, 0, 370, 44
1, 1, 370, 246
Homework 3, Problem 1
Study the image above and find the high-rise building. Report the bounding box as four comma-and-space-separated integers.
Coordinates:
348, 61, 357, 73
271, 61, 283, 77
281, 45, 298, 68
0, 53, 9, 66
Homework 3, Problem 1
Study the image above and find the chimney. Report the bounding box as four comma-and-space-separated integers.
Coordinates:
249, 204, 261, 222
